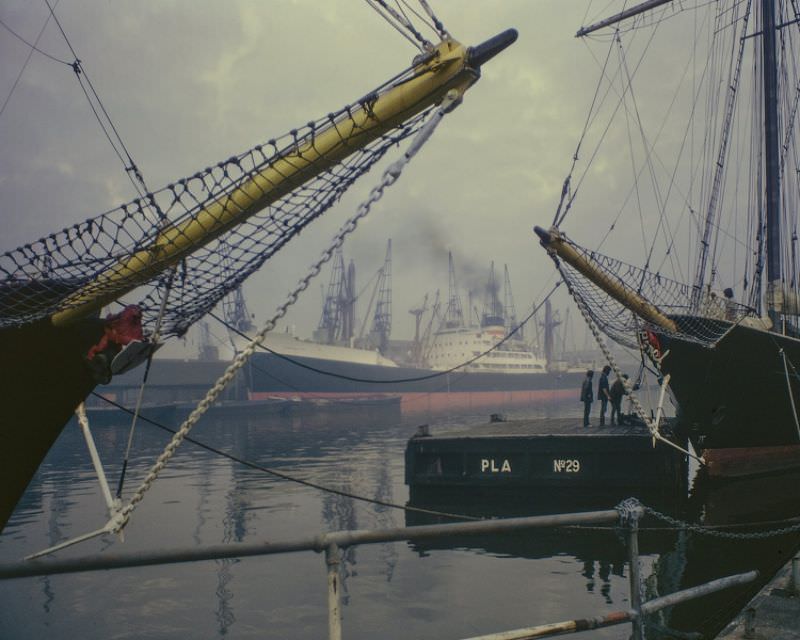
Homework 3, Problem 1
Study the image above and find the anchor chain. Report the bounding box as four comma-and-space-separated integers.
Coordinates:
114, 90, 465, 531
643, 505, 800, 539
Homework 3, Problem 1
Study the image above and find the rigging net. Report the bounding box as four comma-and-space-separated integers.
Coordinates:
0, 91, 431, 337
547, 230, 760, 350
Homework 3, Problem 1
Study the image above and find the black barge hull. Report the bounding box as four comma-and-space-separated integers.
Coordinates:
405, 417, 688, 503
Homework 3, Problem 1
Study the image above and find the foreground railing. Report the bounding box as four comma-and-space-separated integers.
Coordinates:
0, 501, 757, 640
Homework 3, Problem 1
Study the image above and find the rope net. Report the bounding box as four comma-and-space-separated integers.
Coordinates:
552, 232, 760, 350
0, 72, 432, 337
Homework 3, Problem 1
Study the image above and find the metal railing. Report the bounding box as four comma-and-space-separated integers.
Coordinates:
0, 501, 757, 640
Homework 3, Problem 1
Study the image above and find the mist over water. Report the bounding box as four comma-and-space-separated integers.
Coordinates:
1, 405, 798, 639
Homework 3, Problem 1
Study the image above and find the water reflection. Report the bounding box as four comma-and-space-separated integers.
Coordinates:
0, 409, 798, 640
405, 470, 800, 639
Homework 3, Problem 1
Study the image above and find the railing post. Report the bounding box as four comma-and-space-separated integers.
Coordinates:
627, 507, 645, 640
326, 543, 343, 640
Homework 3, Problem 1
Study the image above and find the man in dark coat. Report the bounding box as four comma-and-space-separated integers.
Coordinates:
610, 374, 628, 425
580, 369, 594, 427
598, 365, 611, 426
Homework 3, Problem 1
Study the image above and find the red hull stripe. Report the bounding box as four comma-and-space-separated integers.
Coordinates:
248, 388, 576, 415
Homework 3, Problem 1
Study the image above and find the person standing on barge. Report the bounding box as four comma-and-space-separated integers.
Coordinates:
597, 365, 611, 427
580, 369, 594, 428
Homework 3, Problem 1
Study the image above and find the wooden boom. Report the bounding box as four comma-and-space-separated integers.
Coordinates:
534, 225, 678, 332
52, 30, 517, 326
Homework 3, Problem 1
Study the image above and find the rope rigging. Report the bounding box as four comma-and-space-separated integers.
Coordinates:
208, 280, 561, 387
25, 88, 466, 558
0, 67, 434, 335
0, 2, 69, 119
40, 0, 152, 199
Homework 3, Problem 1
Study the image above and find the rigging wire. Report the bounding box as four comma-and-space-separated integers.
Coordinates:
42, 0, 151, 197
364, 0, 431, 52
91, 392, 480, 522
0, 4, 68, 119
208, 280, 562, 387
0, 15, 70, 65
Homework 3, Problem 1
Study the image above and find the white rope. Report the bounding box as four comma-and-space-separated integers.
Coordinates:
117, 267, 176, 497
113, 90, 464, 533
25, 404, 126, 559
365, 0, 431, 52
779, 348, 800, 442
564, 272, 703, 464
417, 0, 450, 39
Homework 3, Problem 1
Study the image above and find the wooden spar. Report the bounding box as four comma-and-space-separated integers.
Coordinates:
576, 0, 675, 37
50, 30, 517, 327
533, 226, 678, 333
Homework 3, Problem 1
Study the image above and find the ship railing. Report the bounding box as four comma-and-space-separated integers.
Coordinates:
0, 502, 757, 640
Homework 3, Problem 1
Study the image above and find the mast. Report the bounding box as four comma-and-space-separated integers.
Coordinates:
762, 0, 782, 323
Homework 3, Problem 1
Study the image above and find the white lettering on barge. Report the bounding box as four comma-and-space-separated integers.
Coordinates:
553, 459, 581, 473
480, 459, 512, 473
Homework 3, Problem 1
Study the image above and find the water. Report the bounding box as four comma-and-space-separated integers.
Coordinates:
1, 406, 798, 639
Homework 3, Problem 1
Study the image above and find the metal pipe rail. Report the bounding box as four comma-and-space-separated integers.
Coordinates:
0, 504, 759, 639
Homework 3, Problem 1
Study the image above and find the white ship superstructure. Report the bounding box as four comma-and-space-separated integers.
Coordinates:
427, 323, 547, 373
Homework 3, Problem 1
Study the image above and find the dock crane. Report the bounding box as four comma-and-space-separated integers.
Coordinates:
408, 293, 429, 365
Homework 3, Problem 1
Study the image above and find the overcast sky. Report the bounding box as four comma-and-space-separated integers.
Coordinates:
0, 1, 733, 356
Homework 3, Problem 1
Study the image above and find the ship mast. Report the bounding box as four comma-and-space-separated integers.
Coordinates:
762, 0, 782, 326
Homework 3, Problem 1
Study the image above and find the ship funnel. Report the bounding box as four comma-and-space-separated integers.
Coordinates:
467, 29, 518, 68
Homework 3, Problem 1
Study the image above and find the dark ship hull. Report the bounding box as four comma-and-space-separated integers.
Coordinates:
247, 351, 584, 416
657, 317, 800, 451
0, 320, 102, 531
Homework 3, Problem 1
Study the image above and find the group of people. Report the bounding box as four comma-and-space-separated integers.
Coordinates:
579, 365, 628, 428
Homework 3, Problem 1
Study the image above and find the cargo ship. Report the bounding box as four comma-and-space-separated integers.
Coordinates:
245, 318, 585, 417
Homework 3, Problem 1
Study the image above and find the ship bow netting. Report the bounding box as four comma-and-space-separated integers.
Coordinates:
553, 234, 760, 349
0, 88, 431, 336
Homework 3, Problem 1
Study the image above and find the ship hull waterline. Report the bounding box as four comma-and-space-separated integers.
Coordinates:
247, 352, 585, 417
656, 316, 800, 455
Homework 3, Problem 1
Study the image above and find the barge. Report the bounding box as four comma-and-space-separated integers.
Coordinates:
405, 416, 689, 505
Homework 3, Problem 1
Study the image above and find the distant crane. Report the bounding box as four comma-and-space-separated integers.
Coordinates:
222, 285, 254, 334
408, 293, 428, 365
444, 251, 464, 329
419, 289, 441, 366
369, 239, 392, 353
503, 264, 521, 340
541, 299, 562, 368
197, 320, 219, 360
315, 249, 356, 345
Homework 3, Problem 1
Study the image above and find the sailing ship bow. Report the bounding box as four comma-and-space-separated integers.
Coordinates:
51, 30, 518, 326
0, 27, 517, 531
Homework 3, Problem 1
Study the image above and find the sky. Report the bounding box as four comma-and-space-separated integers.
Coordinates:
0, 1, 750, 357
